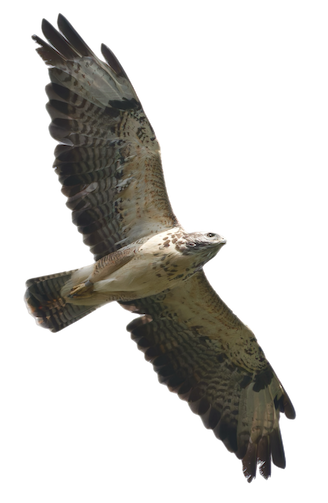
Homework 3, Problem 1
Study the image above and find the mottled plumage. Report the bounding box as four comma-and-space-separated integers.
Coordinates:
25, 15, 295, 482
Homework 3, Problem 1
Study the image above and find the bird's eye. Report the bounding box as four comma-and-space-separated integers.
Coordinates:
207, 233, 215, 238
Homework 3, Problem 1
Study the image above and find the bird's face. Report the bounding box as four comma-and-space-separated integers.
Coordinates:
178, 231, 226, 265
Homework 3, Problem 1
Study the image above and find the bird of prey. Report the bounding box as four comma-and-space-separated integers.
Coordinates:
25, 15, 295, 482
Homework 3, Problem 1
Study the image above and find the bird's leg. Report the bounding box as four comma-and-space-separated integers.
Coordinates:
67, 280, 94, 298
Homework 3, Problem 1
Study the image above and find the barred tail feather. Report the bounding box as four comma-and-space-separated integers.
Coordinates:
25, 270, 98, 332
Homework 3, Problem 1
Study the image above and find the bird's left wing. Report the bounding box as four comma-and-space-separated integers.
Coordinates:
120, 270, 295, 482
32, 15, 178, 261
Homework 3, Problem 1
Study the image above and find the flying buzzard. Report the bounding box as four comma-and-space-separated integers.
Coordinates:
25, 15, 295, 482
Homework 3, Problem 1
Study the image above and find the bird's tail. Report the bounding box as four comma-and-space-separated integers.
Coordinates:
25, 270, 99, 332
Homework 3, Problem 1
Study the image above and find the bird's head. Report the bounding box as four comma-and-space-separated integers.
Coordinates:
177, 231, 226, 266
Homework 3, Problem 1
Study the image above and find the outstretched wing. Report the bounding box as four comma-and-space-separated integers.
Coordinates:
32, 15, 178, 261
120, 271, 295, 482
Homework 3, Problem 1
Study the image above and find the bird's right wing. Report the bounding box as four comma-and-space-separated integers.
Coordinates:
32, 15, 178, 261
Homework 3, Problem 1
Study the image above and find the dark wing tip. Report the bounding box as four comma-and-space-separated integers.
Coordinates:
284, 393, 296, 420
57, 14, 94, 57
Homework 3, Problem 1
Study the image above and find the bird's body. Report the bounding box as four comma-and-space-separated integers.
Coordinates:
59, 229, 226, 305
25, 15, 295, 482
